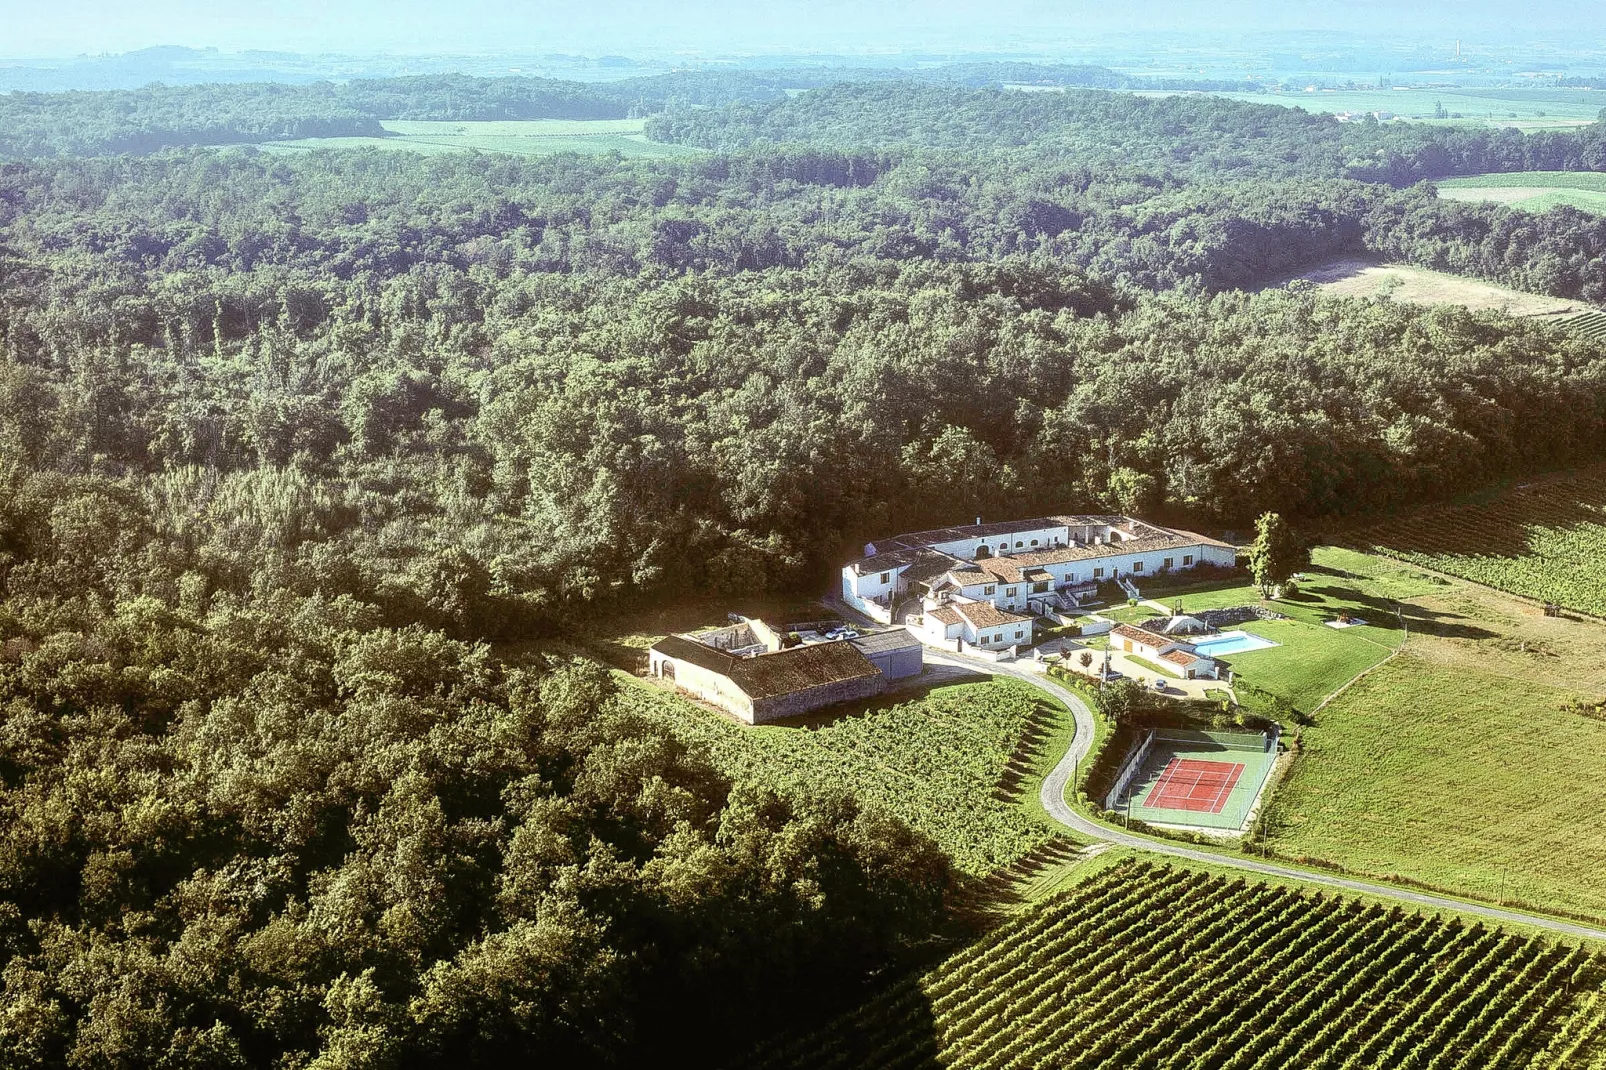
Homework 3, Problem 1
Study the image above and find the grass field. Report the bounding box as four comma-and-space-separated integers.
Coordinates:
1135, 86, 1605, 130
1356, 464, 1606, 617
1264, 560, 1606, 921
741, 860, 1606, 1070
1114, 548, 1440, 712
1277, 257, 1590, 317
623, 677, 1060, 877
264, 118, 701, 158
1437, 171, 1606, 216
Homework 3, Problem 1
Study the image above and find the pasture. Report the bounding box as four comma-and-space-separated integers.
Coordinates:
1280, 257, 1590, 317
264, 118, 700, 158
741, 860, 1606, 1070
1437, 171, 1606, 216
623, 677, 1061, 877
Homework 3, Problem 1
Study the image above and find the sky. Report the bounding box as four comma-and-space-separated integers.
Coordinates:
0, 0, 1600, 58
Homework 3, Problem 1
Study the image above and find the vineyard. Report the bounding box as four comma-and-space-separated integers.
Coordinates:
1562, 310, 1606, 342
1357, 465, 1606, 617
741, 861, 1606, 1070
624, 679, 1058, 876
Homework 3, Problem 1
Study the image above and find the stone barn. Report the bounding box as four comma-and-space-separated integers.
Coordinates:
648, 635, 889, 724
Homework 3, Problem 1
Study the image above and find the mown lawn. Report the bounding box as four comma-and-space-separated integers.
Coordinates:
622, 678, 1060, 876
1265, 651, 1606, 922
1111, 549, 1445, 711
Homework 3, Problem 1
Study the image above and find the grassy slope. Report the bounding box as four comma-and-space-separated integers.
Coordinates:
622, 677, 1061, 877
1267, 573, 1606, 922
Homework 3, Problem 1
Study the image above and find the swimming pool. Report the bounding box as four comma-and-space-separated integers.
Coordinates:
1190, 630, 1279, 657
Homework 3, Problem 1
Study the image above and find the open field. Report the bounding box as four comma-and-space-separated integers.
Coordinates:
1265, 566, 1606, 922
1279, 257, 1591, 317
1355, 464, 1606, 617
622, 678, 1060, 877
264, 118, 701, 158
1134, 86, 1605, 130
741, 860, 1606, 1070
1438, 171, 1606, 216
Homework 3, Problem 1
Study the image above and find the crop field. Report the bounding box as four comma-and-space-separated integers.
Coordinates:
264, 118, 701, 158
1437, 172, 1606, 216
624, 678, 1059, 876
1356, 465, 1606, 617
1136, 87, 1605, 129
741, 861, 1606, 1070
1280, 257, 1589, 317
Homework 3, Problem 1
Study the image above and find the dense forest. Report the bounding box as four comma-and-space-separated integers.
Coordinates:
0, 65, 1255, 158
6, 72, 1606, 1065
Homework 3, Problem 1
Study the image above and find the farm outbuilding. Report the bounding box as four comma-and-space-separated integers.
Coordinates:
648, 635, 889, 724
849, 629, 925, 681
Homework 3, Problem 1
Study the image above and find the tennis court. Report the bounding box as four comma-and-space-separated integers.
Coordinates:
1114, 728, 1279, 831
1145, 758, 1244, 813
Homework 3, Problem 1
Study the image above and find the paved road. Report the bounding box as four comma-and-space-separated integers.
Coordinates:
931, 652, 1606, 942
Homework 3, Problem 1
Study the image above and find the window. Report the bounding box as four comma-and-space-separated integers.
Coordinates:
1015, 541, 1024, 548
1030, 539, 1039, 546
1163, 558, 1173, 570
1032, 581, 1049, 594
1014, 630, 1024, 640
1005, 587, 1017, 597
1183, 554, 1194, 566
1133, 561, 1145, 573
879, 571, 890, 584
1093, 567, 1104, 578
984, 585, 996, 596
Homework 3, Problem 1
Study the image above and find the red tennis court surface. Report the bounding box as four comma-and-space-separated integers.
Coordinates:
1142, 758, 1244, 814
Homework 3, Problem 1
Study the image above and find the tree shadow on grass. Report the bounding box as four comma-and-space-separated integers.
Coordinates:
1295, 584, 1498, 641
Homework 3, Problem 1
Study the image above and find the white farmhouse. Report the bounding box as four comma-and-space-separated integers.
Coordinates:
841, 515, 1237, 639
919, 601, 1034, 652
1110, 623, 1219, 681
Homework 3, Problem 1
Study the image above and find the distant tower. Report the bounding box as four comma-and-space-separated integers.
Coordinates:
1456, 40, 1462, 59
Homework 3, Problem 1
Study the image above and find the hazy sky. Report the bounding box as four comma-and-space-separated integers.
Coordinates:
2, 0, 1600, 58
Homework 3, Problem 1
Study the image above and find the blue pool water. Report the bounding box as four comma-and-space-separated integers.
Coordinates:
1190, 630, 1279, 657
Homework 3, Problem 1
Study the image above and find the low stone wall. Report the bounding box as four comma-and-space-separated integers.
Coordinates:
751, 672, 885, 723
1194, 605, 1287, 629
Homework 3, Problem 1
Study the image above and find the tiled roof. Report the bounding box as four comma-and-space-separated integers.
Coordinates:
929, 606, 965, 626
1160, 649, 1203, 666
955, 603, 1033, 629
1112, 623, 1171, 649
890, 517, 1068, 546
948, 570, 994, 588
651, 635, 737, 674
850, 516, 1235, 572
728, 642, 881, 700
654, 636, 882, 700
